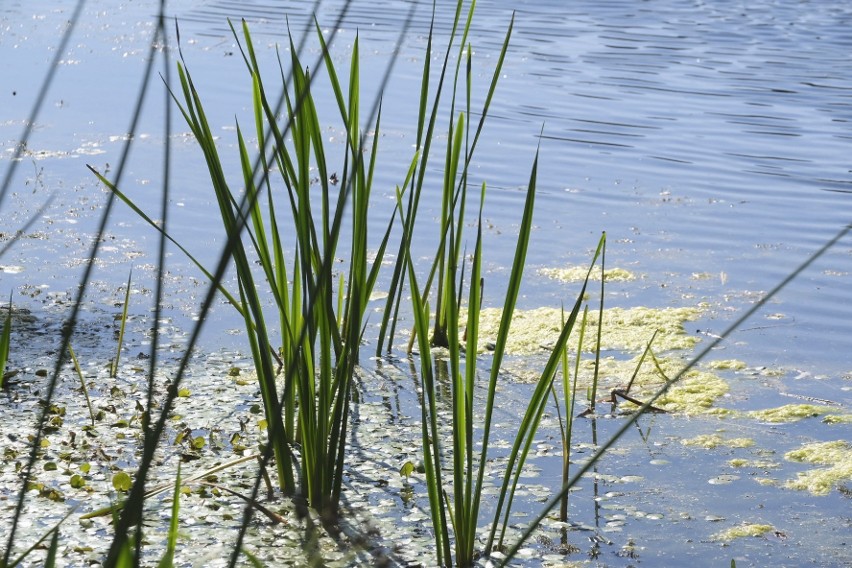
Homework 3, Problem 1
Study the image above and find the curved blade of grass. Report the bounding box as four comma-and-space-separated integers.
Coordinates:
7, 2, 168, 562
88, 166, 244, 316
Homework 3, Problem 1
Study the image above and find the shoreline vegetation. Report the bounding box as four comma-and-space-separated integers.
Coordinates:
2, 1, 850, 566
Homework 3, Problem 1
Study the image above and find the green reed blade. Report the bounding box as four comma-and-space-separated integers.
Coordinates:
87, 166, 245, 317
397, 185, 451, 564
476, 137, 540, 552
67, 343, 96, 428
0, 293, 11, 388
590, 234, 607, 412
156, 462, 181, 568
44, 527, 59, 568
110, 269, 132, 378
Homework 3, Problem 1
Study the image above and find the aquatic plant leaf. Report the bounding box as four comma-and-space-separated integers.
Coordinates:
112, 472, 132, 492
399, 461, 415, 479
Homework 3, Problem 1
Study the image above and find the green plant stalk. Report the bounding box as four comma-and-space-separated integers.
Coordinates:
457, 182, 485, 564
67, 344, 96, 427
0, 292, 11, 388
563, 306, 586, 520
378, 0, 474, 354
156, 462, 181, 568
44, 528, 59, 568
589, 235, 607, 412
550, 304, 586, 522
110, 269, 132, 378
228, 19, 396, 518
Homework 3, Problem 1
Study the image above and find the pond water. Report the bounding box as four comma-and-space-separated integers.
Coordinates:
2, 0, 851, 566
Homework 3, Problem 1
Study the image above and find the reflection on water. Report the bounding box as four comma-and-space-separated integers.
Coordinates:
2, 1, 851, 566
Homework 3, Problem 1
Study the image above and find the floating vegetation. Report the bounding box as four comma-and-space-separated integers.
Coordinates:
713, 523, 775, 541
474, 305, 701, 356
656, 371, 730, 415
681, 434, 755, 449
822, 414, 852, 424
784, 440, 852, 496
728, 459, 780, 469
707, 359, 747, 371
748, 404, 832, 423
539, 265, 636, 283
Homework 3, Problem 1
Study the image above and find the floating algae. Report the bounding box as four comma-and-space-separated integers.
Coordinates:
656, 370, 730, 415
681, 434, 755, 449
473, 305, 701, 356
728, 458, 780, 469
713, 523, 775, 541
747, 404, 832, 423
784, 440, 852, 496
822, 414, 852, 424
707, 359, 747, 371
539, 265, 636, 283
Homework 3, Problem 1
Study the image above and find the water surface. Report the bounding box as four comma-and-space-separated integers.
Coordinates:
1, 1, 850, 566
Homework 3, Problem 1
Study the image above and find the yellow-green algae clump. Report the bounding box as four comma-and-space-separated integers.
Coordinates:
713, 523, 775, 541
473, 305, 701, 356
707, 359, 747, 371
822, 413, 852, 424
539, 265, 636, 283
681, 434, 754, 449
728, 458, 779, 469
656, 370, 730, 415
784, 440, 852, 496
747, 404, 832, 423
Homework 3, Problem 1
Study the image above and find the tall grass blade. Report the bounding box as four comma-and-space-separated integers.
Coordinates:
156, 463, 181, 568
0, 293, 11, 388
589, 236, 606, 412
110, 269, 132, 378
67, 343, 96, 427
43, 528, 60, 568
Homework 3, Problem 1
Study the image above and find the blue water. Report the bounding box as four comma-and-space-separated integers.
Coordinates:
2, 1, 850, 566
